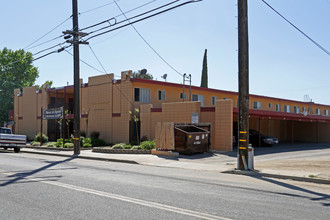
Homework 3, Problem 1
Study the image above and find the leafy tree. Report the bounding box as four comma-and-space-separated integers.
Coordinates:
132, 69, 153, 80
0, 47, 39, 124
200, 49, 208, 88
37, 80, 53, 90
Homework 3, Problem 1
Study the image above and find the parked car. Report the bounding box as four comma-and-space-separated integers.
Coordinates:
249, 129, 279, 147
0, 127, 27, 153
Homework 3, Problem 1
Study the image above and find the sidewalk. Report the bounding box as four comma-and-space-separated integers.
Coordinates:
20, 143, 330, 185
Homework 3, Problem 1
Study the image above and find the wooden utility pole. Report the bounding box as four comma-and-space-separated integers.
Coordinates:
40, 107, 43, 146
72, 0, 80, 154
237, 0, 250, 170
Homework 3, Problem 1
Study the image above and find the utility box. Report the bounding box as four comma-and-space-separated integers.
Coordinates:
174, 124, 210, 155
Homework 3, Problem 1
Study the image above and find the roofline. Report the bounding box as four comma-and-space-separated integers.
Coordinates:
131, 78, 330, 107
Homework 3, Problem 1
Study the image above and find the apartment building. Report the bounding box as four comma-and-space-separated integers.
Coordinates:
12, 71, 330, 151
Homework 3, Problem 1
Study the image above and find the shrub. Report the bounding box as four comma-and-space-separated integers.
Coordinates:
31, 141, 40, 146
131, 145, 141, 150
124, 144, 132, 149
65, 138, 73, 143
111, 143, 125, 149
83, 143, 92, 148
55, 139, 63, 148
130, 141, 139, 146
140, 140, 155, 150
81, 137, 92, 146
92, 138, 106, 147
64, 143, 74, 148
34, 132, 48, 143
46, 142, 57, 148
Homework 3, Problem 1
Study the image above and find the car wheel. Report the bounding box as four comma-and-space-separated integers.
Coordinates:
14, 147, 20, 153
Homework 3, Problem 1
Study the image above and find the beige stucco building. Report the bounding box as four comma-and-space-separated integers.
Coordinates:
12, 70, 330, 151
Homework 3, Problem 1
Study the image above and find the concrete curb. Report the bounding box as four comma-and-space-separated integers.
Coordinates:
92, 148, 151, 154
20, 149, 139, 164
223, 169, 330, 185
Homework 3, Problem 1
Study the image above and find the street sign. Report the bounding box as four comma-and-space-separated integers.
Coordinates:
43, 107, 63, 120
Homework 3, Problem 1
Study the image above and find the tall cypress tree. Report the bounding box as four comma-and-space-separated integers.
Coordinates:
200, 49, 208, 88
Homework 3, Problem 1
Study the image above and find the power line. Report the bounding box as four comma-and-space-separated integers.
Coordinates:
64, 49, 105, 74
92, 26, 130, 46
80, 0, 162, 33
85, 1, 201, 46
88, 45, 108, 73
112, 0, 188, 78
86, 43, 137, 107
26, 35, 65, 51
79, 0, 122, 15
24, 16, 72, 50
32, 45, 71, 62
261, 0, 330, 57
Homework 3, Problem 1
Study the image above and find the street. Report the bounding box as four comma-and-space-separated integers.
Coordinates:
1, 152, 329, 220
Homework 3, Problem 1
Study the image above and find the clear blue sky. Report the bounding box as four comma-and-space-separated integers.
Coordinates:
1, 0, 330, 105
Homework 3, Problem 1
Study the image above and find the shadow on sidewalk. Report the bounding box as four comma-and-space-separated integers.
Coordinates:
219, 143, 330, 158
251, 175, 330, 207
0, 157, 75, 187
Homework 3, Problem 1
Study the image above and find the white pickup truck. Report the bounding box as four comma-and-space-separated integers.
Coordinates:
0, 127, 27, 153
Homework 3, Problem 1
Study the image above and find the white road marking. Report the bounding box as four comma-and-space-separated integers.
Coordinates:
0, 170, 232, 220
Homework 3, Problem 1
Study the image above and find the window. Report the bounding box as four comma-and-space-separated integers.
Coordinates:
192, 94, 205, 106
134, 88, 150, 103
284, 105, 290, 113
302, 107, 306, 113
269, 103, 273, 109
308, 107, 312, 114
180, 92, 187, 100
253, 101, 261, 109
294, 106, 300, 114
158, 90, 165, 101
212, 96, 217, 105
276, 104, 280, 111
316, 108, 321, 115
324, 109, 329, 116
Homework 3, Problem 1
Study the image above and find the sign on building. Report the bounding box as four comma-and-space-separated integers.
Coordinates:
192, 113, 199, 124
43, 107, 63, 120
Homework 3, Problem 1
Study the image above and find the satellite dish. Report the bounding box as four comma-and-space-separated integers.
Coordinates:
140, 69, 147, 75
161, 74, 167, 81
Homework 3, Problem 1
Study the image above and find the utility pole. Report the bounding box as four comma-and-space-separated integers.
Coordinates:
63, 1, 88, 154
237, 0, 250, 170
72, 0, 80, 154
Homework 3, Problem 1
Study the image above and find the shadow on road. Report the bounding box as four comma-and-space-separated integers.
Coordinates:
251, 175, 330, 207
0, 157, 75, 187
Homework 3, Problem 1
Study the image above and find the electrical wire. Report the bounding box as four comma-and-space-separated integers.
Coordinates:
261, 0, 330, 57
64, 50, 105, 74
24, 16, 72, 50
86, 1, 201, 41
88, 45, 108, 73
92, 26, 130, 46
32, 45, 71, 62
79, 0, 121, 15
85, 0, 180, 35
80, 0, 159, 32
113, 0, 191, 78
86, 43, 137, 107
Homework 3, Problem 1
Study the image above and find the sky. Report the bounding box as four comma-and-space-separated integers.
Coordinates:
1, 0, 330, 105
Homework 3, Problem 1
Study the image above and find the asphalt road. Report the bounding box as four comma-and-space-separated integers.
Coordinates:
1, 152, 329, 220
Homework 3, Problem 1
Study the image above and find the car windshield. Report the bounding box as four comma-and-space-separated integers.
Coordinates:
0, 128, 11, 134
